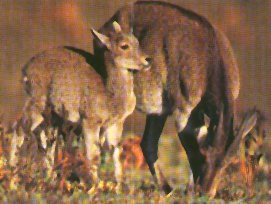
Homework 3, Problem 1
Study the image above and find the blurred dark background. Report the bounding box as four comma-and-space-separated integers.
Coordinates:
0, 0, 270, 135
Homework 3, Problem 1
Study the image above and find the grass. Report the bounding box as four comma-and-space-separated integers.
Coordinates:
0, 130, 270, 203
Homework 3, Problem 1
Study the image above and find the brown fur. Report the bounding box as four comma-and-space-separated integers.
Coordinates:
197, 108, 267, 195
96, 1, 239, 115
10, 23, 151, 188
95, 1, 240, 195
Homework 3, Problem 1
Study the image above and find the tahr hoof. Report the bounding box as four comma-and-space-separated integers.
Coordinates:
162, 182, 173, 195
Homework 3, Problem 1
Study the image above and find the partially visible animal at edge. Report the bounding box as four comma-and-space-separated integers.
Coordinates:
233, 109, 267, 192
94, 1, 243, 196
9, 21, 151, 191
195, 108, 267, 195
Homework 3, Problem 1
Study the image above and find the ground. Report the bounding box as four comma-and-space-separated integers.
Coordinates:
0, 129, 270, 203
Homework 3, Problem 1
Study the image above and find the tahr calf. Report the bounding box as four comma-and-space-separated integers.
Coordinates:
10, 22, 151, 190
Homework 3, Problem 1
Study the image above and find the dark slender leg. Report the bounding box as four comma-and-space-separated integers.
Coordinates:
198, 102, 236, 196
140, 113, 172, 194
178, 110, 206, 184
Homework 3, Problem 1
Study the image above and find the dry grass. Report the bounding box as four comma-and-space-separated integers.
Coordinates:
0, 120, 270, 203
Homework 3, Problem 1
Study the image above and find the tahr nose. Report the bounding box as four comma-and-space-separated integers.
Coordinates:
145, 57, 152, 65
143, 57, 152, 70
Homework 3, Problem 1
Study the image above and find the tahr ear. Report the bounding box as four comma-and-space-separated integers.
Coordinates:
112, 21, 122, 33
91, 29, 111, 49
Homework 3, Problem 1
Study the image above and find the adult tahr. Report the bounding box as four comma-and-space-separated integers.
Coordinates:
94, 1, 240, 196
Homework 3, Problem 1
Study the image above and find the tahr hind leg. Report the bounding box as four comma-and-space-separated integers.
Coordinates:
22, 97, 46, 132
10, 97, 46, 167
176, 107, 206, 187
9, 120, 25, 167
39, 127, 57, 178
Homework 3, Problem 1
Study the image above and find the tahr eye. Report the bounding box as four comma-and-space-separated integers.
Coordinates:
120, 44, 129, 50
